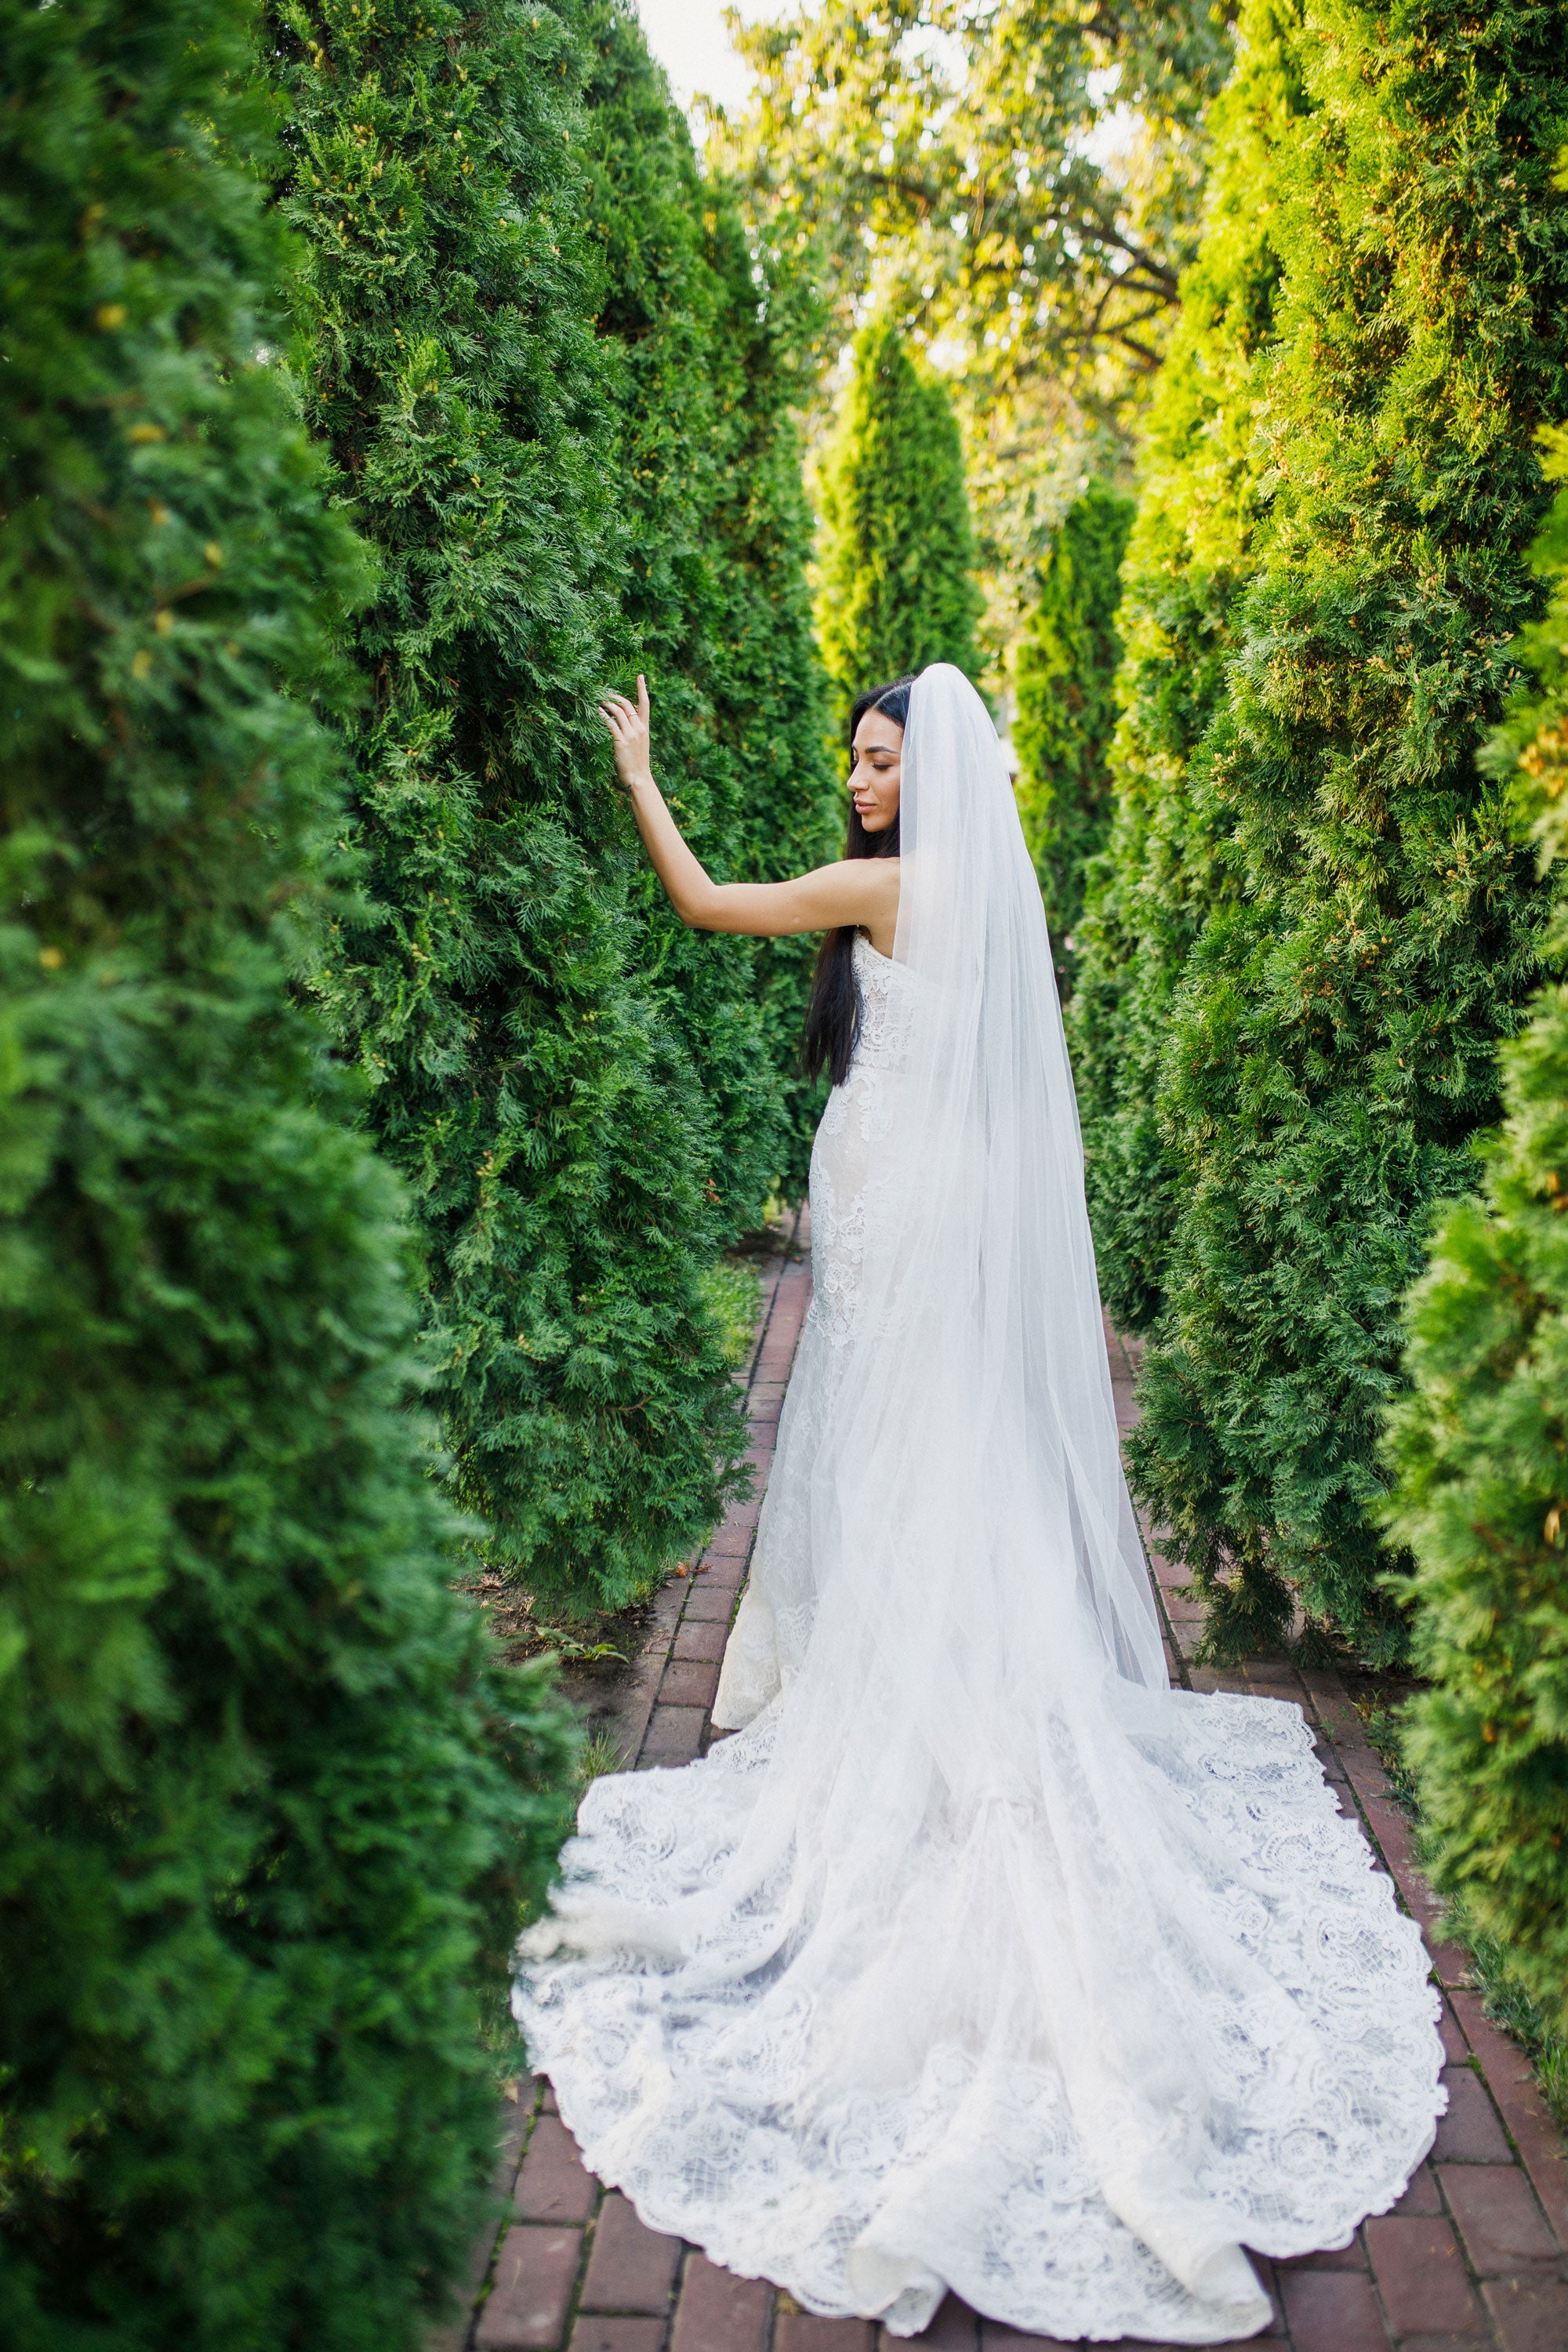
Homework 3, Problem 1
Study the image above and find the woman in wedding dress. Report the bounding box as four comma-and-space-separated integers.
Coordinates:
514, 662, 1444, 2343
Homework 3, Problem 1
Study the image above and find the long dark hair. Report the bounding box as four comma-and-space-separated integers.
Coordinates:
803, 676, 913, 1087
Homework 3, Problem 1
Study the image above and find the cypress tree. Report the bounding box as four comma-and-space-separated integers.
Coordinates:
1381, 429, 1568, 2027
1067, 0, 1308, 1336
575, 0, 778, 1232
815, 319, 982, 712
573, 0, 840, 1207
0, 3, 575, 2343
267, 0, 746, 1620
1013, 481, 1134, 993
1123, 0, 1568, 1661
711, 207, 845, 1192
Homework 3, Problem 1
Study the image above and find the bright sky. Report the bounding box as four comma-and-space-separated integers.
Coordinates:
633, 0, 772, 121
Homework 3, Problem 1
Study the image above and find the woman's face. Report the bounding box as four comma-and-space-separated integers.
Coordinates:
849, 710, 903, 836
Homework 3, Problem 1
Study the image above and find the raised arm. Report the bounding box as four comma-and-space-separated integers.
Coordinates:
600, 678, 898, 945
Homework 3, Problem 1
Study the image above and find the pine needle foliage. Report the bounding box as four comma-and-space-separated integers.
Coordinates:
1381, 428, 1568, 2029
1124, 0, 1568, 1664
265, 0, 747, 1619
815, 321, 983, 716
1013, 481, 1134, 994
1068, 0, 1308, 1338
0, 4, 578, 2343
572, 0, 840, 1203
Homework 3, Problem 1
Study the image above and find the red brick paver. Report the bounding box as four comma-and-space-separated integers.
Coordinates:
440, 1259, 1568, 2352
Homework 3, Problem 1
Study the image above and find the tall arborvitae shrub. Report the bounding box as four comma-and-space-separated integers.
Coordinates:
1067, 0, 1307, 1336
1126, 0, 1568, 1661
0, 5, 576, 2344
1013, 481, 1134, 993
815, 320, 982, 711
267, 0, 745, 1618
710, 199, 845, 1192
1381, 430, 1568, 2030
574, 0, 840, 1207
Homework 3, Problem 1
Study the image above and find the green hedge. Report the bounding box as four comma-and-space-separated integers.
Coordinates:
574, 0, 841, 1204
1069, 0, 1307, 1340
1382, 428, 1568, 2030
1084, 0, 1568, 1661
1013, 481, 1134, 995
0, 3, 577, 2341
267, 0, 754, 1619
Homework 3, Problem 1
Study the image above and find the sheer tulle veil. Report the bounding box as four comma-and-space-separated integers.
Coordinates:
826, 659, 1165, 1696
514, 663, 1444, 2345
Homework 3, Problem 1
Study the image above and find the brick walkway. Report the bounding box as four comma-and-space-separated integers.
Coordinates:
441, 1250, 1568, 2352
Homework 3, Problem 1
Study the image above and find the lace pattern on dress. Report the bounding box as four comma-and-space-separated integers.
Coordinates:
517, 1691, 1442, 2342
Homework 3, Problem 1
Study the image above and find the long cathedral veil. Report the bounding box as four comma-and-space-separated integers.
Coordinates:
515, 666, 1443, 2345
824, 659, 1165, 1696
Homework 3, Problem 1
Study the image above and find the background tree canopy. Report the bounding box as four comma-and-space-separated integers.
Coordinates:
718, 0, 1237, 601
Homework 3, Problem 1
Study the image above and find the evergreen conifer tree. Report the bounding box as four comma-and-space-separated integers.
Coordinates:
1013, 481, 1134, 993
1123, 0, 1568, 1661
1067, 0, 1308, 1336
815, 321, 982, 712
266, 0, 746, 1618
1381, 429, 1568, 2027
712, 212, 846, 1189
573, 0, 840, 1206
0, 3, 575, 2341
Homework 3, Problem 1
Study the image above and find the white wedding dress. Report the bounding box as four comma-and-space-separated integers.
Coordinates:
515, 667, 1444, 2343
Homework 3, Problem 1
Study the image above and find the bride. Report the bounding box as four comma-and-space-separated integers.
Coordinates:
514, 662, 1443, 2343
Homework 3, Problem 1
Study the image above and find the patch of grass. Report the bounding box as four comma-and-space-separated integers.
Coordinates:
1360, 1704, 1421, 1812
541, 1631, 627, 1666
575, 1726, 626, 1788
698, 1254, 764, 1369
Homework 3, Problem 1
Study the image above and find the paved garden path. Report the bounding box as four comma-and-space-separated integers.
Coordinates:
441, 1221, 1568, 2352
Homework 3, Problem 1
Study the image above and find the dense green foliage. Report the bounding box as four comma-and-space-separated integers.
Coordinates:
267, 0, 756, 1619
1382, 430, 1568, 2030
0, 4, 577, 2341
1013, 482, 1134, 992
574, 0, 841, 1198
1091, 0, 1568, 1661
1069, 0, 1306, 1338
815, 321, 982, 714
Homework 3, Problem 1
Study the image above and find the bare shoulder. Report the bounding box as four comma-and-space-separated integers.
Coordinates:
858, 855, 900, 956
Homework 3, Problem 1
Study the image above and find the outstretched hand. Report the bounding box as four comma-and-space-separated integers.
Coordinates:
599, 674, 653, 792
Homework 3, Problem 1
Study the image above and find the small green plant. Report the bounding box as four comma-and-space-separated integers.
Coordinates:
546, 1633, 630, 1668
